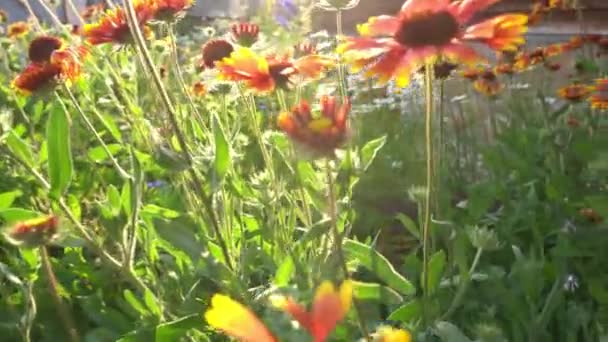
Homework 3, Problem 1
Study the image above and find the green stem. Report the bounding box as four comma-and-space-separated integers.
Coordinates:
422, 62, 435, 326
325, 160, 370, 341
58, 90, 133, 180
40, 246, 80, 342
335, 10, 347, 98
167, 25, 208, 133
121, 0, 233, 270
441, 247, 483, 319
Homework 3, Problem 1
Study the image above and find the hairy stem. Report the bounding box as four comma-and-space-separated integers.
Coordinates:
121, 0, 233, 269
325, 160, 370, 341
422, 62, 435, 325
40, 246, 80, 342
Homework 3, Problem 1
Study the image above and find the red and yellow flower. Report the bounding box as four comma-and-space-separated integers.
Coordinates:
200, 38, 235, 70
558, 83, 593, 102
7, 21, 31, 39
81, 3, 105, 21
4, 215, 59, 248
589, 78, 608, 110
216, 48, 334, 93
12, 36, 85, 95
278, 96, 350, 156
338, 0, 528, 87
205, 294, 277, 342
231, 22, 260, 47
373, 326, 412, 342
461, 66, 484, 81
271, 280, 353, 342
473, 69, 503, 97
152, 0, 193, 22
495, 63, 515, 76
192, 81, 207, 97
83, 0, 156, 45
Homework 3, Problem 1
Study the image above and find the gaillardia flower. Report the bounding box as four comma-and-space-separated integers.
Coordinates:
200, 38, 234, 70
153, 0, 193, 22
473, 69, 503, 97
81, 3, 105, 21
278, 96, 350, 156
4, 215, 59, 248
231, 22, 260, 47
84, 0, 156, 45
7, 21, 31, 39
373, 326, 412, 342
589, 78, 608, 110
12, 36, 85, 95
0, 9, 8, 24
338, 0, 529, 87
217, 48, 334, 93
271, 280, 352, 342
558, 83, 593, 102
205, 294, 277, 342
192, 81, 207, 97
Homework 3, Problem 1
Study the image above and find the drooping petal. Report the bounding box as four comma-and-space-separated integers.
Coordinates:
356, 15, 399, 37
394, 46, 438, 88
463, 14, 528, 51
442, 41, 484, 65
452, 0, 503, 24
363, 46, 407, 84
11, 63, 61, 95
338, 37, 393, 56
205, 294, 277, 342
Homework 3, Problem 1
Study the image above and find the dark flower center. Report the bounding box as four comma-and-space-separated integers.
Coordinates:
481, 70, 497, 81
202, 39, 234, 69
394, 11, 459, 47
269, 61, 294, 90
28, 36, 63, 63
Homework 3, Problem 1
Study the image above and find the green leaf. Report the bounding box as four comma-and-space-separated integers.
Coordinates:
343, 239, 415, 295
87, 144, 122, 162
0, 208, 40, 225
144, 289, 161, 318
107, 185, 122, 217
434, 321, 472, 342
6, 130, 35, 167
0, 191, 23, 209
155, 314, 204, 341
422, 250, 446, 295
274, 256, 295, 287
395, 213, 420, 240
46, 104, 73, 198
212, 116, 230, 190
360, 135, 387, 171
352, 281, 403, 305
123, 290, 149, 317
388, 299, 422, 322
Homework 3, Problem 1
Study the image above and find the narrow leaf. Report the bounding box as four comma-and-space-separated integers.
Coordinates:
212, 116, 230, 190
46, 104, 73, 197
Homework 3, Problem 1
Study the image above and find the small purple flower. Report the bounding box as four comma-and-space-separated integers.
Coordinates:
274, 0, 298, 28
147, 180, 167, 189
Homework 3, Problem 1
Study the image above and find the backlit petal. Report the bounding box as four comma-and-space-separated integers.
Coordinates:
394, 46, 438, 87
463, 14, 528, 51
401, 0, 449, 14
363, 46, 407, 84
312, 281, 345, 342
294, 55, 334, 79
205, 294, 276, 342
357, 15, 399, 37
453, 0, 503, 23
442, 42, 484, 65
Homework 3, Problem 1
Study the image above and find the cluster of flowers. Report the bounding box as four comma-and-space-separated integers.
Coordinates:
205, 280, 411, 342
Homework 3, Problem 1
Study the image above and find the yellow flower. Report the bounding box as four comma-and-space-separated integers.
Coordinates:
205, 294, 277, 342
374, 326, 412, 342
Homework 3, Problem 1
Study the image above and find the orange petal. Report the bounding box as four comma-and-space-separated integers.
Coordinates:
310, 281, 352, 342
270, 295, 315, 334
442, 42, 484, 65
394, 46, 438, 87
205, 294, 276, 342
294, 55, 334, 79
452, 0, 503, 23
401, 0, 450, 14
357, 15, 399, 37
